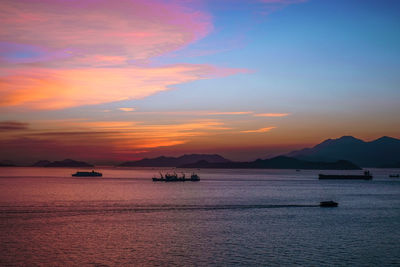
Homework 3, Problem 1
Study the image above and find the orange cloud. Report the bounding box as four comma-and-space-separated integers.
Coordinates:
0, 1, 249, 110
241, 126, 276, 133
0, 64, 244, 109
254, 113, 290, 117
19, 119, 230, 149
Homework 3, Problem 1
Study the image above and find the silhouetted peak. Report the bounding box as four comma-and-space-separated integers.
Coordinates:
315, 136, 364, 147
268, 156, 299, 163
287, 134, 400, 167
371, 136, 399, 144
337, 136, 363, 142
119, 154, 230, 167
0, 160, 15, 166
32, 159, 93, 167
32, 160, 51, 167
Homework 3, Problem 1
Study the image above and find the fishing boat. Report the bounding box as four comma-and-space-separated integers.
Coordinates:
190, 173, 200, 181
319, 171, 372, 180
152, 172, 200, 182
389, 174, 399, 178
72, 170, 102, 177
320, 201, 338, 207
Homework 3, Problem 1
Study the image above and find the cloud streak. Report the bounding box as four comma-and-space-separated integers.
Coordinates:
0, 121, 29, 131
0, 119, 231, 162
241, 126, 276, 133
0, 64, 245, 109
118, 108, 136, 112
207, 111, 253, 115
253, 113, 290, 117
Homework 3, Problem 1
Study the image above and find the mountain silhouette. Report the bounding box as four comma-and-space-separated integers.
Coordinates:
32, 159, 93, 167
119, 154, 230, 167
179, 156, 360, 170
0, 160, 16, 167
287, 136, 400, 167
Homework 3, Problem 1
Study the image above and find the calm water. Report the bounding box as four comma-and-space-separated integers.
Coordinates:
0, 167, 399, 266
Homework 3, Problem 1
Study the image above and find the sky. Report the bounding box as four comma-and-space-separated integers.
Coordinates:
0, 0, 399, 164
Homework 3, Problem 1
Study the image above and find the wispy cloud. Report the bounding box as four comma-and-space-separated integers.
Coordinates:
0, 119, 231, 159
118, 107, 136, 112
253, 113, 290, 117
241, 126, 276, 133
207, 111, 253, 115
0, 121, 29, 131
0, 0, 212, 62
0, 65, 245, 109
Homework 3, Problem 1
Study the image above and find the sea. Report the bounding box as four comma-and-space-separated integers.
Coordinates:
0, 167, 399, 266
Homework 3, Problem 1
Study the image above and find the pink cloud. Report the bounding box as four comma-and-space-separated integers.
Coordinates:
118, 107, 136, 112
254, 113, 290, 117
0, 1, 251, 109
0, 0, 212, 62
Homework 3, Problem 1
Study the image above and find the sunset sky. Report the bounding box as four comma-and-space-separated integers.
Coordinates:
1, 0, 399, 164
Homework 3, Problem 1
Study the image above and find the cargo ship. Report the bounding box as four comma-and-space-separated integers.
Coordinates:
319, 170, 372, 180
72, 170, 102, 177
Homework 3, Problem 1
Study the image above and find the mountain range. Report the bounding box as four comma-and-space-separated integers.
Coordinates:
179, 156, 360, 170
0, 160, 15, 167
32, 159, 94, 167
287, 136, 400, 167
119, 154, 229, 167
4, 136, 399, 168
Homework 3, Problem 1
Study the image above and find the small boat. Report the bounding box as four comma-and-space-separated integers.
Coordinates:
319, 171, 372, 180
72, 170, 102, 177
152, 172, 200, 182
320, 201, 338, 207
190, 173, 200, 181
389, 174, 400, 178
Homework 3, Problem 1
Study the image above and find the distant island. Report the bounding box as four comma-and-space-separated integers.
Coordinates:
287, 136, 400, 167
32, 159, 93, 167
0, 160, 16, 167
119, 154, 229, 167
178, 156, 361, 170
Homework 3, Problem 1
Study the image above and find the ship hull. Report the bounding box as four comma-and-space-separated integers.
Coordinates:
319, 174, 372, 180
152, 178, 199, 182
72, 172, 102, 177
